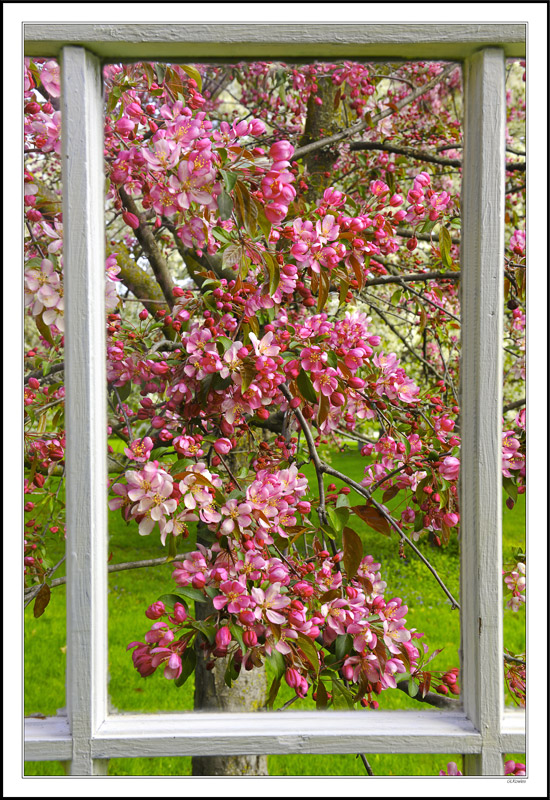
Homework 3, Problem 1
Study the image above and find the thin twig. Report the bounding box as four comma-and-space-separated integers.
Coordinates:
280, 384, 327, 525
25, 552, 192, 593
358, 754, 374, 776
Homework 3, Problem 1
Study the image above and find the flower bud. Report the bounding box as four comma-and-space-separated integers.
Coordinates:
215, 626, 232, 648
122, 211, 140, 229
145, 601, 166, 620
243, 629, 258, 647
213, 437, 232, 455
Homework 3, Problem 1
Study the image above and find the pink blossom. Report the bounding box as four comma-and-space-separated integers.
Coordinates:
213, 579, 251, 613
439, 761, 462, 776
251, 583, 290, 624
439, 456, 460, 481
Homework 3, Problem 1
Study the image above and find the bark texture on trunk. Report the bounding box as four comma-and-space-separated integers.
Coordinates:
191, 597, 268, 776
299, 76, 345, 201
191, 444, 268, 777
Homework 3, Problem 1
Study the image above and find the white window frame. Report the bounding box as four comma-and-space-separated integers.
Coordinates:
23, 23, 526, 776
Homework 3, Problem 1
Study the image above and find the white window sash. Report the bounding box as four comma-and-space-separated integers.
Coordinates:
23, 24, 526, 776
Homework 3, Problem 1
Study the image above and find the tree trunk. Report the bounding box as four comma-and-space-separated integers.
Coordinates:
191, 595, 268, 776
299, 75, 346, 201
191, 441, 268, 776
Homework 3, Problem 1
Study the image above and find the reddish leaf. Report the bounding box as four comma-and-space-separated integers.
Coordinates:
381, 485, 400, 504
317, 392, 330, 426
33, 583, 51, 618
342, 526, 363, 578
351, 504, 392, 537
319, 589, 341, 603
317, 270, 330, 312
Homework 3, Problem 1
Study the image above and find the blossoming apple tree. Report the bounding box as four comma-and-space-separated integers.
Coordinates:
24, 56, 526, 733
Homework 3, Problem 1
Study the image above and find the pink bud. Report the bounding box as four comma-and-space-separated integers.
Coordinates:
243, 630, 258, 647
285, 668, 301, 689
139, 309, 148, 320
348, 377, 365, 389
331, 391, 345, 407
191, 572, 206, 589
213, 437, 232, 455
169, 602, 187, 623
122, 211, 140, 229
151, 415, 165, 429
145, 601, 166, 620
239, 609, 256, 626
28, 377, 40, 390
215, 626, 232, 648
269, 140, 295, 162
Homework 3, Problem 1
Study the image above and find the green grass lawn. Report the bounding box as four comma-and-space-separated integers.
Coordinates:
24, 448, 525, 776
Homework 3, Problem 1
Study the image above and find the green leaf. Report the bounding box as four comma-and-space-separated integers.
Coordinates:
342, 526, 363, 578
408, 678, 419, 698
180, 64, 203, 93
439, 227, 453, 269
230, 624, 245, 652
266, 676, 281, 709
336, 492, 350, 509
221, 170, 238, 193
176, 586, 208, 604
334, 633, 353, 662
325, 350, 338, 369
157, 593, 188, 611
154, 64, 166, 85
217, 190, 234, 221
296, 633, 319, 675
264, 252, 280, 296
503, 476, 518, 503
266, 648, 285, 680
224, 654, 240, 688
316, 679, 329, 709
204, 585, 219, 600
331, 677, 355, 709
191, 620, 216, 645
211, 227, 232, 244
115, 382, 132, 403
174, 647, 196, 687
256, 205, 272, 241
327, 506, 349, 533
296, 369, 317, 404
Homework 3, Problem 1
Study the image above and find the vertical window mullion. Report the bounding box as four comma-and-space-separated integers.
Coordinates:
61, 45, 108, 776
460, 47, 506, 775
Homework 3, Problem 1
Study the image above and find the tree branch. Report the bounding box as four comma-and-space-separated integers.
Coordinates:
503, 398, 525, 414
279, 384, 326, 525
363, 270, 460, 288
395, 679, 460, 709
119, 188, 174, 309
349, 140, 525, 172
25, 552, 190, 593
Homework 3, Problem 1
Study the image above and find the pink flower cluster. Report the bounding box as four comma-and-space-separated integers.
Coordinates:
503, 562, 526, 612
130, 537, 421, 706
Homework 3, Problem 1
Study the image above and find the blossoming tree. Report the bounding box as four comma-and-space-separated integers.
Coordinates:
24, 56, 526, 775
